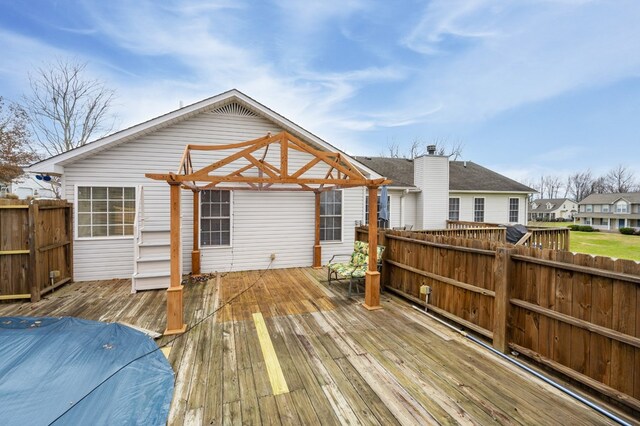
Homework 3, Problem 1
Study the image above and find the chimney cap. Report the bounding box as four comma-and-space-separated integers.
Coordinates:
426, 145, 437, 155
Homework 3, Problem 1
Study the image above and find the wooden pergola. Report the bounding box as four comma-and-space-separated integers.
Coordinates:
146, 131, 390, 335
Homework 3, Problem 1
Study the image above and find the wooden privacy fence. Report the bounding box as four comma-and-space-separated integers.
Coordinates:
355, 227, 640, 412
0, 199, 73, 302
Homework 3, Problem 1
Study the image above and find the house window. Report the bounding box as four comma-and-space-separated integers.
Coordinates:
602, 205, 609, 213
474, 198, 485, 222
365, 195, 391, 228
77, 186, 136, 238
449, 198, 460, 221
320, 190, 342, 241
615, 202, 628, 213
509, 198, 519, 223
586, 205, 593, 212
200, 190, 231, 246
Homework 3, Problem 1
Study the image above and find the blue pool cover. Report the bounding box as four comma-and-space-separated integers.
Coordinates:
0, 317, 174, 425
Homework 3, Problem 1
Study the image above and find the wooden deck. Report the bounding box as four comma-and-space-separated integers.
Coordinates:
0, 268, 631, 425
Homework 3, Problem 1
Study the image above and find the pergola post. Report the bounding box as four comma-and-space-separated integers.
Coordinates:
363, 185, 382, 310
313, 191, 322, 268
192, 189, 201, 275
165, 182, 187, 335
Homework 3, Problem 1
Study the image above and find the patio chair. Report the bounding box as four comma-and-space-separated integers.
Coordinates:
327, 240, 385, 297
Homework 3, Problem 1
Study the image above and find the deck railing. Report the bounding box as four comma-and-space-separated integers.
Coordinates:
354, 227, 640, 413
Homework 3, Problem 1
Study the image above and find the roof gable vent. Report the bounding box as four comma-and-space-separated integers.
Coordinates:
212, 102, 258, 117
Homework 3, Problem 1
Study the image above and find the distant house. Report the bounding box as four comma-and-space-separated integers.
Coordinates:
354, 156, 535, 229
1, 173, 58, 199
574, 192, 640, 230
528, 198, 577, 222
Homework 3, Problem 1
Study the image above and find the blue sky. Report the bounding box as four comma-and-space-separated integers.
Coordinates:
1, 0, 639, 183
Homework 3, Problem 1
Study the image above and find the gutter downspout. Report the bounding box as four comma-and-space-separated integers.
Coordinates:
410, 306, 632, 426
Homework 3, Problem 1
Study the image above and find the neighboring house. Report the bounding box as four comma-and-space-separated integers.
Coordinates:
574, 192, 640, 230
1, 173, 58, 199
26, 90, 385, 286
528, 198, 578, 221
354, 156, 535, 229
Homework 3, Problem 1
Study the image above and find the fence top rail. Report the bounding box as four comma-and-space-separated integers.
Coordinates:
511, 253, 640, 285
385, 233, 497, 256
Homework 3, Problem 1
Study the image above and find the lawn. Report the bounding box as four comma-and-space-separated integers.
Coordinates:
529, 222, 640, 261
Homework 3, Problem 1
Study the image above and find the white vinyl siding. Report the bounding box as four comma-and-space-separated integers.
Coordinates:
62, 109, 370, 280
450, 193, 528, 224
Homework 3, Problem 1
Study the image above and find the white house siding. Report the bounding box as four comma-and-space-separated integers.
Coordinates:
64, 109, 366, 281
414, 155, 449, 229
403, 193, 418, 229
450, 192, 528, 224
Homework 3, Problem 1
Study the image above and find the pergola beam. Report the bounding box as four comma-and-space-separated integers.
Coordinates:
146, 131, 390, 335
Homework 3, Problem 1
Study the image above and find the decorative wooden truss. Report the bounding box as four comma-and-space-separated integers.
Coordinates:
147, 131, 388, 191
146, 131, 390, 335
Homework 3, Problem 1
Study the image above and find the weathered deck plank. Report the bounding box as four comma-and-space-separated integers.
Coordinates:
0, 269, 631, 425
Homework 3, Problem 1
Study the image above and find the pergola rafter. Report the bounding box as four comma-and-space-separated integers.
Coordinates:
146, 131, 390, 335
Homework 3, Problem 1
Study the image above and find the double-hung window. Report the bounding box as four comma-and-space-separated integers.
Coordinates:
474, 198, 485, 222
365, 195, 391, 228
201, 190, 231, 246
509, 198, 519, 223
449, 198, 460, 221
320, 190, 342, 241
77, 186, 136, 238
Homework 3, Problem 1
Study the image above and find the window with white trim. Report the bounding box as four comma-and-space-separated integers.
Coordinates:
200, 190, 231, 246
365, 195, 391, 228
77, 187, 136, 238
509, 198, 519, 223
474, 198, 485, 222
320, 190, 342, 241
449, 198, 460, 221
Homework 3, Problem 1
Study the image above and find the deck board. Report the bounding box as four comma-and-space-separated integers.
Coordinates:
0, 268, 632, 425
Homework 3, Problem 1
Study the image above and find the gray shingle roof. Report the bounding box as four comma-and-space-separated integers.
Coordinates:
530, 198, 576, 212
353, 156, 416, 187
579, 192, 640, 204
448, 161, 534, 192
353, 157, 535, 193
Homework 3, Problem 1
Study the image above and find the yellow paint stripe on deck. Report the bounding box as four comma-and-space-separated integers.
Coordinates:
161, 346, 172, 359
252, 312, 289, 395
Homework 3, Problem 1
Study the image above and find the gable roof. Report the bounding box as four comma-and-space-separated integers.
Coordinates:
579, 192, 640, 205
26, 89, 381, 179
530, 198, 576, 212
352, 156, 416, 187
353, 157, 534, 193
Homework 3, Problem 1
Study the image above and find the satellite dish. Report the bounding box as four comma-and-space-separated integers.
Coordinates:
43, 175, 52, 182
35, 175, 43, 180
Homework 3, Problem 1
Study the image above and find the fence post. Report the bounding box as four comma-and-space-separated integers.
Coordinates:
28, 202, 41, 302
66, 203, 74, 283
493, 246, 513, 353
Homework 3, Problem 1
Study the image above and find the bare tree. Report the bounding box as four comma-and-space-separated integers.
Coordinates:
381, 139, 400, 158
590, 176, 608, 194
24, 59, 116, 156
0, 97, 39, 184
406, 137, 422, 159
565, 170, 594, 201
604, 164, 636, 193
435, 138, 464, 160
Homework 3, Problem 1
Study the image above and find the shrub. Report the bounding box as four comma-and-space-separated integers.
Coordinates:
620, 227, 636, 235
569, 225, 598, 232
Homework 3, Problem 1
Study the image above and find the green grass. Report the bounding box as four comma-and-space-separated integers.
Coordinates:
528, 222, 640, 261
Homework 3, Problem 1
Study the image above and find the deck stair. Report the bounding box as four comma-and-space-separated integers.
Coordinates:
131, 187, 173, 292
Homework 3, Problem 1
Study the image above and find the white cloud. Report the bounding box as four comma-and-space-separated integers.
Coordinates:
399, 0, 640, 123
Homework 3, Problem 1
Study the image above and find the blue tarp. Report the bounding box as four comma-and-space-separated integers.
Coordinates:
0, 317, 174, 426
